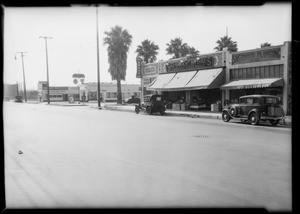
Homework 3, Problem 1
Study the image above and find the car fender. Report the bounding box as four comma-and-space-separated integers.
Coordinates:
248, 109, 260, 119
222, 109, 232, 118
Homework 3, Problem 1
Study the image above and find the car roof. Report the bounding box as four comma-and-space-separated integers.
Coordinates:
239, 94, 279, 99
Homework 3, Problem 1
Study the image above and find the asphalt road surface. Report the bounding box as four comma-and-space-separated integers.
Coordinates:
3, 102, 292, 211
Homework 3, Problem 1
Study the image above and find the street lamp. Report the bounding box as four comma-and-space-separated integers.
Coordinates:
39, 36, 52, 104
96, 5, 101, 109
15, 52, 27, 102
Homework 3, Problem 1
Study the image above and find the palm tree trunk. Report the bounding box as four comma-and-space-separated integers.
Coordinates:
117, 79, 122, 104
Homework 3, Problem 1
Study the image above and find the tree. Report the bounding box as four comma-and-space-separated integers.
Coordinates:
103, 25, 132, 104
260, 42, 271, 48
135, 39, 159, 63
166, 37, 199, 59
214, 35, 238, 52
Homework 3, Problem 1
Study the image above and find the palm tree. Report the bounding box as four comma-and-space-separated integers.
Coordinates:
166, 38, 200, 59
135, 39, 159, 63
186, 47, 200, 57
214, 35, 238, 52
103, 25, 132, 104
260, 42, 271, 48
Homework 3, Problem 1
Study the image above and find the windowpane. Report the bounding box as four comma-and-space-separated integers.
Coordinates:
279, 64, 284, 77
270, 65, 275, 77
265, 66, 270, 78
274, 65, 280, 77
255, 67, 260, 78
252, 67, 256, 78
238, 69, 243, 79
235, 69, 239, 79
246, 68, 251, 79
260, 67, 265, 78
242, 68, 247, 79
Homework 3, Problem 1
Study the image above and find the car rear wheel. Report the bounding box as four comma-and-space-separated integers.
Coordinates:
222, 111, 231, 122
146, 106, 152, 115
249, 112, 259, 125
160, 109, 165, 116
270, 119, 279, 126
135, 106, 140, 114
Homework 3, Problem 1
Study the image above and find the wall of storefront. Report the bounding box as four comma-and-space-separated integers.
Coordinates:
223, 41, 291, 115
141, 51, 226, 110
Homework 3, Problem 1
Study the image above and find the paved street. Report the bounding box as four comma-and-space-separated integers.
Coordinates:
3, 102, 292, 211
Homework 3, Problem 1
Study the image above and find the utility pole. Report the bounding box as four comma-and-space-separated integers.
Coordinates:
226, 26, 228, 37
15, 52, 27, 102
96, 5, 102, 109
39, 36, 52, 104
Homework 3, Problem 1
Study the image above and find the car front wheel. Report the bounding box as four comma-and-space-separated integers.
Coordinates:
222, 111, 231, 122
270, 119, 279, 126
249, 112, 259, 125
135, 106, 140, 114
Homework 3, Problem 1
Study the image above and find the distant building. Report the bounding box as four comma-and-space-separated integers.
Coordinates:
4, 83, 18, 99
80, 82, 141, 102
37, 81, 141, 102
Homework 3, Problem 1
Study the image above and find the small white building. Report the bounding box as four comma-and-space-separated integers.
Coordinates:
38, 81, 141, 102
80, 82, 141, 102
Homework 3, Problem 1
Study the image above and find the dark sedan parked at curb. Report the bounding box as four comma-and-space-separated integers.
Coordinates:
222, 95, 285, 126
14, 95, 23, 103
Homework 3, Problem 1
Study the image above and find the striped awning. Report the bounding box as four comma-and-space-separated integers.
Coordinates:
147, 68, 224, 91
147, 73, 176, 90
220, 78, 284, 90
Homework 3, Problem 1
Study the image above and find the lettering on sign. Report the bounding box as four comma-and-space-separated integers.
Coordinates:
232, 48, 281, 65
166, 56, 214, 72
136, 57, 143, 78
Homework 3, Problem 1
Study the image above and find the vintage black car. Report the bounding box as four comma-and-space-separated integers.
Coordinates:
222, 95, 285, 126
14, 95, 23, 103
135, 94, 166, 115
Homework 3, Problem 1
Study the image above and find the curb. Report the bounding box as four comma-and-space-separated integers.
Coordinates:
103, 105, 292, 126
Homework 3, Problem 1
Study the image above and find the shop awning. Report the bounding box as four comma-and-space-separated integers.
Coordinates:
147, 68, 224, 91
185, 68, 224, 90
220, 78, 284, 90
147, 73, 176, 90
163, 70, 197, 90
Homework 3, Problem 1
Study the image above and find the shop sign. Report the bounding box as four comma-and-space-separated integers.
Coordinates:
166, 56, 214, 72
136, 57, 143, 78
232, 48, 281, 65
144, 66, 157, 76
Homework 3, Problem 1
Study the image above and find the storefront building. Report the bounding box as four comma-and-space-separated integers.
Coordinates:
38, 81, 79, 102
222, 41, 291, 115
139, 50, 227, 111
138, 41, 291, 115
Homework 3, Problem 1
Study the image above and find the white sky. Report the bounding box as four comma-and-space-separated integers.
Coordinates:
3, 3, 291, 90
